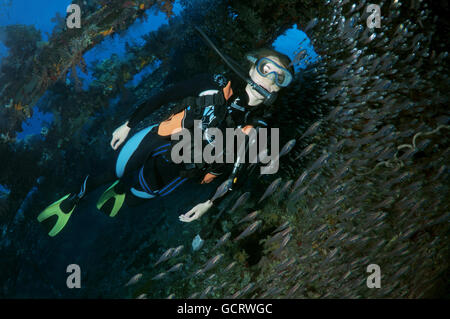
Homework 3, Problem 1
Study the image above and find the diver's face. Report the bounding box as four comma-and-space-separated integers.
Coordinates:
248, 55, 284, 101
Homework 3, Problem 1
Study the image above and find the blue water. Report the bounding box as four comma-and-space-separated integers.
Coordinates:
16, 105, 53, 141
273, 24, 319, 72
0, 0, 72, 42
0, 0, 317, 141
0, 183, 10, 197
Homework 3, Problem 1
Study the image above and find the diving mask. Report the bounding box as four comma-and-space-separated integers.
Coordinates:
247, 56, 293, 87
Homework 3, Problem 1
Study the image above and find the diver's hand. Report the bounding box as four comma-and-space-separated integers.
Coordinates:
111, 121, 131, 150
179, 200, 213, 223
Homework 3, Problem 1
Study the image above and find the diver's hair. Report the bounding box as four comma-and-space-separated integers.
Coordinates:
246, 47, 295, 76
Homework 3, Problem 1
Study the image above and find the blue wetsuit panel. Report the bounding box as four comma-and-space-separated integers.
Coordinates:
115, 124, 158, 178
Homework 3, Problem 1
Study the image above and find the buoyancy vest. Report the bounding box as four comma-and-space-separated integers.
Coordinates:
156, 80, 233, 137
153, 78, 266, 184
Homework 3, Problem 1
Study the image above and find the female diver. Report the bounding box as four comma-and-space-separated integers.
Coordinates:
37, 39, 295, 240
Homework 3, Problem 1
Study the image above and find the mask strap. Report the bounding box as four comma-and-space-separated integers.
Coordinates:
246, 55, 258, 64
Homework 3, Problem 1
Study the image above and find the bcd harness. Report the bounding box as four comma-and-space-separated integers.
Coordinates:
152, 80, 266, 185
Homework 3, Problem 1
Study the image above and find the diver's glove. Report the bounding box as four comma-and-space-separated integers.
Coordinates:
111, 121, 131, 150
179, 200, 213, 223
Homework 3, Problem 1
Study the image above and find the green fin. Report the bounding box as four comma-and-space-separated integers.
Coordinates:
96, 180, 125, 217
37, 194, 76, 237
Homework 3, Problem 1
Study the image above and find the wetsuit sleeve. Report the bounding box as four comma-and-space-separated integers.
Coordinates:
206, 162, 228, 177
127, 73, 220, 128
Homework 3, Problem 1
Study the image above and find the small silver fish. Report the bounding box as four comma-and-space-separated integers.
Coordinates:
154, 247, 175, 266
211, 179, 232, 202
188, 292, 199, 299
320, 86, 344, 100
231, 290, 242, 299
258, 178, 282, 203
392, 266, 410, 281
200, 286, 213, 298
333, 195, 346, 206
266, 230, 286, 245
292, 49, 307, 64
330, 139, 347, 153
240, 283, 255, 297
207, 274, 216, 281
229, 192, 250, 213
342, 207, 361, 219
224, 262, 237, 272
373, 198, 395, 209
190, 268, 204, 278
342, 271, 352, 281
374, 124, 395, 139
399, 227, 418, 241
217, 282, 228, 291
279, 139, 296, 157
273, 234, 292, 257
347, 235, 362, 244
151, 272, 166, 281
304, 17, 318, 32
292, 171, 309, 192
289, 185, 308, 201
278, 226, 293, 239
279, 180, 293, 196
202, 253, 224, 273
272, 221, 290, 234
376, 146, 396, 161
213, 232, 231, 250
328, 182, 348, 195
166, 293, 175, 299
262, 287, 283, 298
171, 245, 184, 258
325, 229, 344, 245
325, 248, 340, 262
433, 164, 447, 181
167, 263, 183, 273
124, 273, 143, 287
300, 120, 322, 139
315, 224, 328, 233
395, 172, 412, 185
276, 257, 296, 271
238, 211, 260, 224
287, 283, 301, 297
234, 220, 262, 242
310, 152, 330, 171
296, 143, 316, 160
309, 171, 321, 184
330, 65, 351, 79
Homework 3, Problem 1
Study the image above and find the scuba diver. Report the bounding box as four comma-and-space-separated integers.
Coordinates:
37, 27, 295, 247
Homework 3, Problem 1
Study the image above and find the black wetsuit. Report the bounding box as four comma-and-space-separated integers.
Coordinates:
67, 72, 271, 209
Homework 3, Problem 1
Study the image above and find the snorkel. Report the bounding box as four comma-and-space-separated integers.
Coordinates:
195, 26, 278, 106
